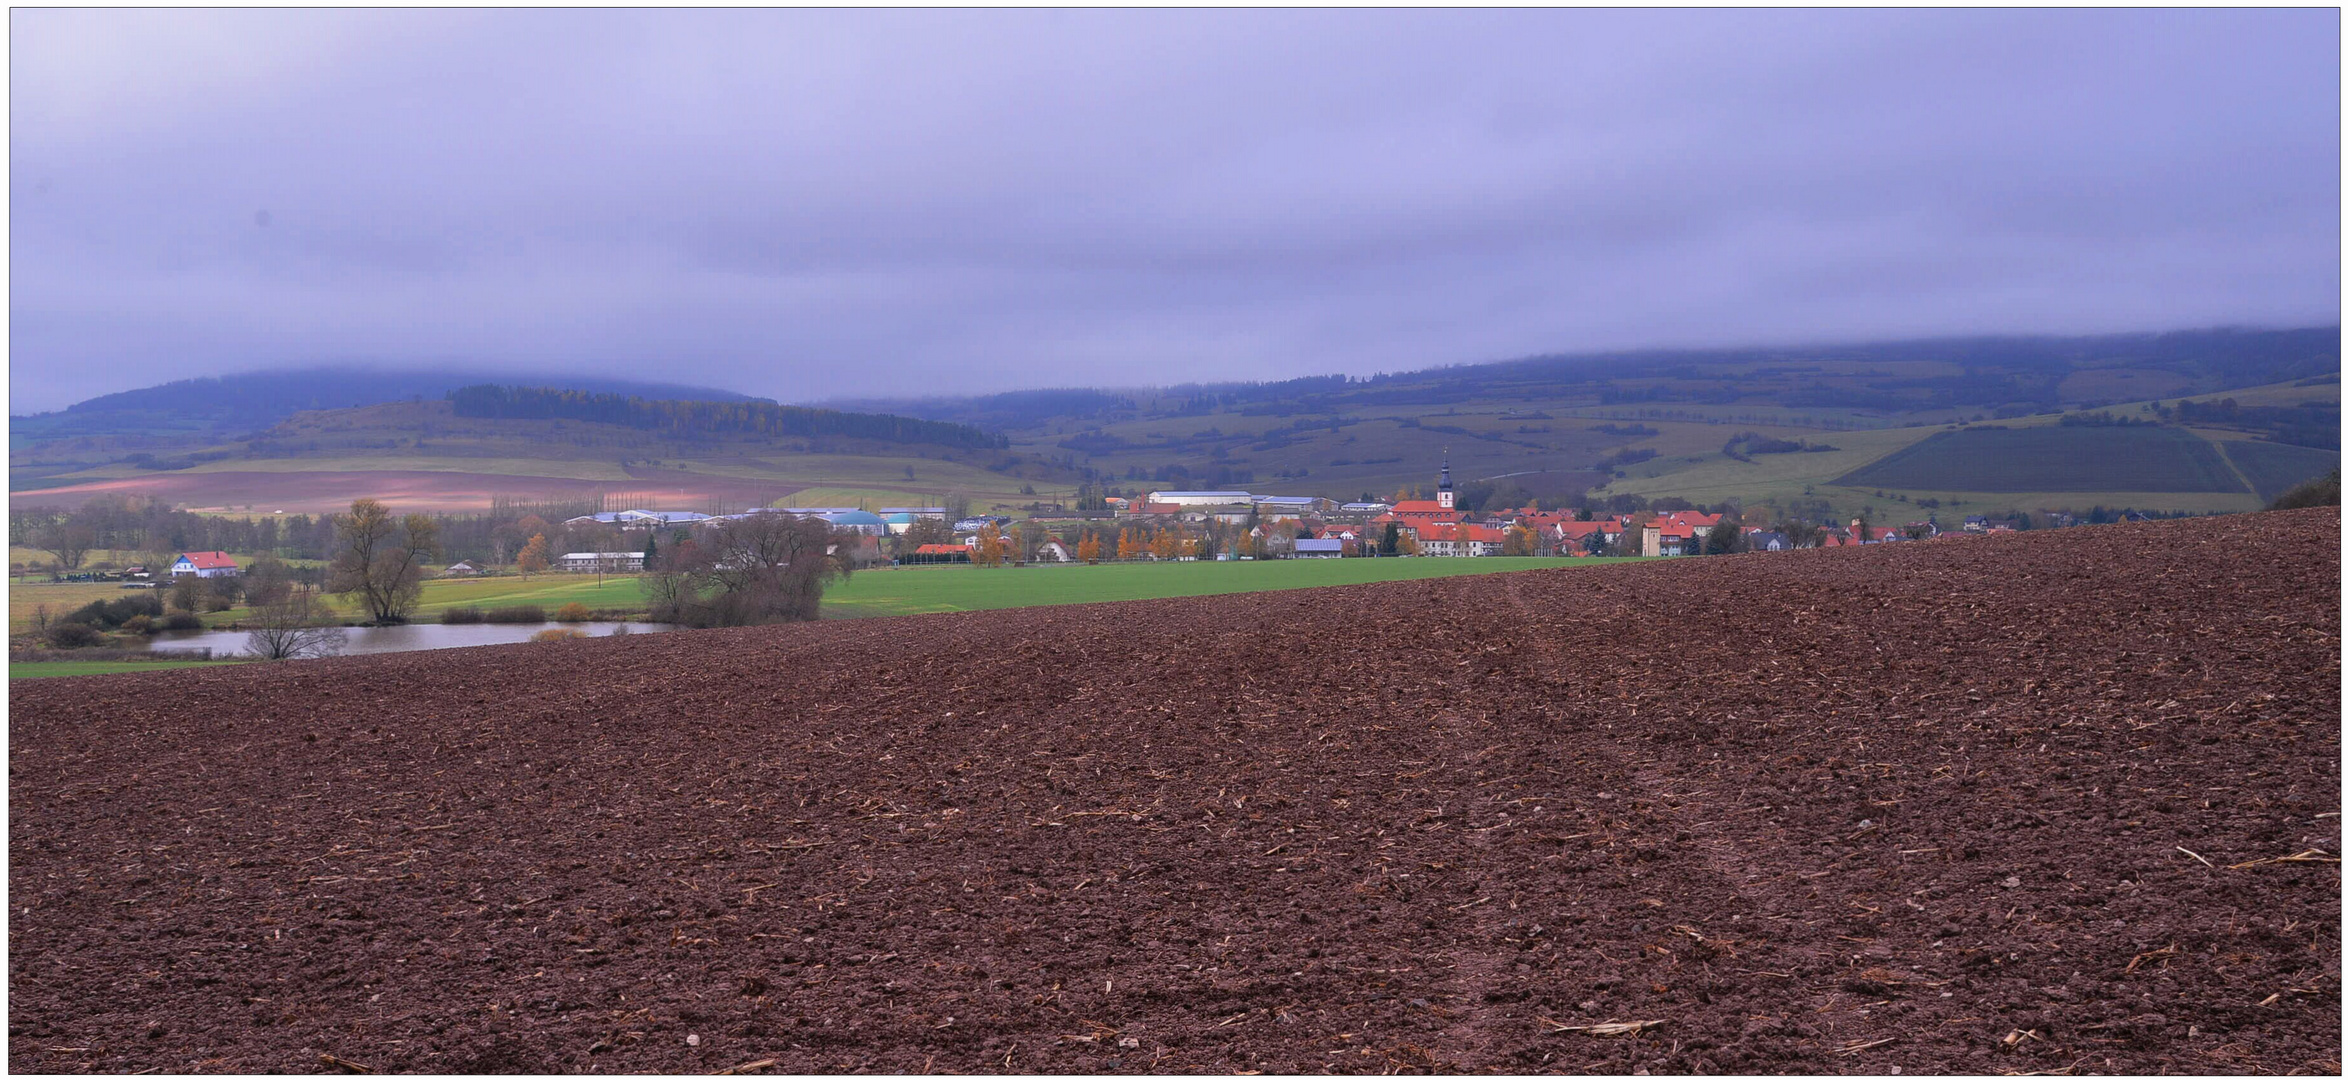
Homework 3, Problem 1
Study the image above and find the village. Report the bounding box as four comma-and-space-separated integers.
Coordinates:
510, 459, 2036, 574
66, 461, 2049, 586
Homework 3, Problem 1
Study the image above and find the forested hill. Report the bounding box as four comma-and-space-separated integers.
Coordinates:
12, 368, 771, 445
447, 385, 1008, 450
834, 326, 2341, 429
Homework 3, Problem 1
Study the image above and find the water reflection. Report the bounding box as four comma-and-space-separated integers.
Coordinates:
141, 621, 676, 657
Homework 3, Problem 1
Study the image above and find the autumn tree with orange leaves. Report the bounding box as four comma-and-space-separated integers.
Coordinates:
972, 523, 1008, 567
516, 533, 550, 577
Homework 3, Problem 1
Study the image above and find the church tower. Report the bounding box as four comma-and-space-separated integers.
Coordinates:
1436, 450, 1455, 510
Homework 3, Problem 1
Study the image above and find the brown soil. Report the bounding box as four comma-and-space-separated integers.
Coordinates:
10, 510, 2339, 1074
9, 470, 805, 514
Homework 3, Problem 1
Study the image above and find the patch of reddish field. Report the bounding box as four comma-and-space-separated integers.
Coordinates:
9, 510, 2338, 1074
10, 470, 804, 514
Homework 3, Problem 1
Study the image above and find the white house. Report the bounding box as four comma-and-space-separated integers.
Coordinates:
170, 552, 240, 578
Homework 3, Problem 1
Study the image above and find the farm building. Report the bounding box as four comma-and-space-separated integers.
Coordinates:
1146, 490, 1254, 506
170, 552, 239, 578
818, 510, 890, 535
560, 551, 647, 573
1293, 538, 1344, 558
1033, 540, 1074, 563
905, 543, 972, 565
565, 510, 711, 528
443, 560, 486, 576
1252, 495, 1325, 516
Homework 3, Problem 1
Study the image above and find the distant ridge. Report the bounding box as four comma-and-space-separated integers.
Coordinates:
827, 325, 2340, 428
13, 368, 774, 445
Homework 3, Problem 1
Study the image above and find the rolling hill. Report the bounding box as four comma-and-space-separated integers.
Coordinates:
10, 327, 2338, 519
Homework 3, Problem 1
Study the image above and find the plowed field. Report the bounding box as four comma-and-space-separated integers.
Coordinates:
11, 510, 2340, 1074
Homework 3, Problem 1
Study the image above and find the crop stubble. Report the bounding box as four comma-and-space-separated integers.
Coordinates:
9, 510, 2339, 1073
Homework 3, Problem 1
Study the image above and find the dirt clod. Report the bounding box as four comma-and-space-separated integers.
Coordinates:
9, 510, 2340, 1074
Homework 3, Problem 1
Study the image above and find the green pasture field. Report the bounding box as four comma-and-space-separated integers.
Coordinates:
12, 546, 156, 572
1833, 426, 2247, 494
817, 556, 1628, 619
11, 659, 248, 679
12, 558, 1630, 637
2171, 380, 2341, 410
2220, 441, 2342, 502
394, 574, 655, 618
10, 580, 157, 635
1596, 424, 1939, 510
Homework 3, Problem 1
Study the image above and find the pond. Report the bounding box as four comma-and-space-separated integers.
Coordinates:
139, 621, 678, 657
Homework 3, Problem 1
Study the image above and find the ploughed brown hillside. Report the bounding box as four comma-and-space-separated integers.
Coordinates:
10, 510, 2339, 1074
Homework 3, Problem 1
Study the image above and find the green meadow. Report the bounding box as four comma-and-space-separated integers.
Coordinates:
10, 659, 249, 679
14, 557, 1632, 637
816, 556, 1627, 619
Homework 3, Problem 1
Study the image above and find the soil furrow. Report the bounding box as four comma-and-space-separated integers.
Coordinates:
10, 509, 2339, 1074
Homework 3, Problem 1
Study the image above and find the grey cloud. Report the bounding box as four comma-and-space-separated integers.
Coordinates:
10, 8, 2338, 412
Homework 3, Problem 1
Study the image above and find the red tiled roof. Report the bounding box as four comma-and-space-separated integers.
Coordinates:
1391, 501, 1460, 517
912, 544, 967, 555
177, 551, 236, 569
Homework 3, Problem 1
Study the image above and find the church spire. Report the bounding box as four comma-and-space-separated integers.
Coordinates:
1437, 449, 1455, 511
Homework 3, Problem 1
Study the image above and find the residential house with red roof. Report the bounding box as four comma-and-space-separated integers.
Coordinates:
170, 551, 239, 579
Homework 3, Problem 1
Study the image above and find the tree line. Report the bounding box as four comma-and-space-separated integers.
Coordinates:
448, 385, 1008, 450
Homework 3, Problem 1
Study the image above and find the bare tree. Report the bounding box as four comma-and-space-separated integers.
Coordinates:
168, 573, 204, 613
243, 587, 348, 660
242, 556, 295, 608
648, 513, 851, 627
327, 498, 440, 624
37, 520, 96, 573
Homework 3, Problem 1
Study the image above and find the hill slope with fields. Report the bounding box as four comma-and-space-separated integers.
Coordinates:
844, 326, 2337, 520
12, 327, 2337, 518
11, 509, 2337, 1074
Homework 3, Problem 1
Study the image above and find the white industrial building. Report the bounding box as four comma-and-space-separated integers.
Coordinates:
1146, 490, 1254, 506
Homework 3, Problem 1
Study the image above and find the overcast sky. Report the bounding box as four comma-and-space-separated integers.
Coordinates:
11, 8, 2340, 413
